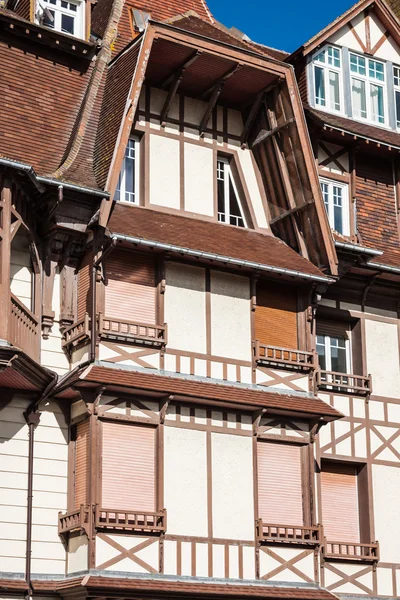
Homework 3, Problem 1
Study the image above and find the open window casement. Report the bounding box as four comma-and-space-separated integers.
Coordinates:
217, 157, 247, 228
37, 0, 85, 39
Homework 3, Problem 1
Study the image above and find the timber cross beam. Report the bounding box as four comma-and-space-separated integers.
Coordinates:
199, 63, 242, 136
160, 51, 202, 127
251, 117, 295, 148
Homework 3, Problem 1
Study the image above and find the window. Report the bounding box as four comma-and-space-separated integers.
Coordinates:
313, 45, 342, 112
217, 158, 247, 227
320, 178, 349, 235
40, 0, 83, 37
350, 53, 385, 124
316, 321, 351, 374
394, 65, 400, 128
115, 137, 140, 204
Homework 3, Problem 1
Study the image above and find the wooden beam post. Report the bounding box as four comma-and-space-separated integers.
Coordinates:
0, 180, 12, 341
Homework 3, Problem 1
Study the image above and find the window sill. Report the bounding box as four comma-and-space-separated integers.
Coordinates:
324, 540, 379, 563
256, 520, 322, 547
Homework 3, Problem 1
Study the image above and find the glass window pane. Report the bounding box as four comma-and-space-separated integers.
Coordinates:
124, 155, 134, 202
329, 70, 340, 111
43, 8, 55, 27
320, 182, 329, 212
315, 66, 326, 107
370, 84, 384, 123
330, 338, 347, 373
394, 66, 400, 88
352, 78, 367, 118
217, 172, 225, 221
228, 175, 244, 227
396, 90, 400, 128
61, 13, 74, 34
315, 49, 326, 63
328, 46, 340, 68
369, 59, 385, 82
115, 174, 121, 201
350, 54, 366, 76
316, 336, 326, 370
333, 186, 343, 233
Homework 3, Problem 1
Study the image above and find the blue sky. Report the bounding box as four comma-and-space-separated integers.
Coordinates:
206, 0, 356, 53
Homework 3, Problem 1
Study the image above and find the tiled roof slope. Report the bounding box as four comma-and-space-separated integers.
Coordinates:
0, 28, 93, 176
108, 204, 327, 278
77, 364, 342, 418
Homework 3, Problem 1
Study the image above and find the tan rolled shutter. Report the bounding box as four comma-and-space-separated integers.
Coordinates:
257, 441, 303, 525
77, 252, 92, 321
321, 462, 360, 542
102, 421, 155, 511
255, 283, 298, 348
105, 250, 156, 324
317, 320, 349, 339
75, 419, 89, 508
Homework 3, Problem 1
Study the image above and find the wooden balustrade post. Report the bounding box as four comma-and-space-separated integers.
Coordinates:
0, 181, 12, 341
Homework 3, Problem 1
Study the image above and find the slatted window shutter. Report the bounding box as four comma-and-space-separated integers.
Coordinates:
77, 252, 93, 321
105, 249, 156, 324
317, 320, 349, 339
102, 421, 156, 511
257, 441, 304, 525
321, 462, 360, 542
75, 419, 89, 509
255, 283, 298, 348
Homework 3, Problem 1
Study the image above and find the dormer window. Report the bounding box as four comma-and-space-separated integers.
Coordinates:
350, 53, 385, 125
217, 158, 247, 227
40, 0, 84, 37
313, 45, 342, 112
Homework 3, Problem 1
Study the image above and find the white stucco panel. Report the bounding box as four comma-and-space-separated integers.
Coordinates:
372, 464, 400, 562
184, 143, 214, 216
149, 134, 180, 209
211, 433, 254, 540
164, 427, 208, 536
165, 263, 206, 354
365, 319, 400, 398
210, 270, 251, 361
237, 149, 268, 229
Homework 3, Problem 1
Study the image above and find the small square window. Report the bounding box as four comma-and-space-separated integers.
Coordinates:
369, 59, 385, 82
61, 13, 74, 34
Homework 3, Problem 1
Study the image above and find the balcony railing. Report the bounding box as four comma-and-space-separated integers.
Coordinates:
316, 370, 372, 396
256, 520, 322, 546
58, 506, 167, 539
61, 314, 91, 350
58, 505, 92, 538
9, 293, 39, 361
254, 341, 316, 371
324, 539, 379, 562
99, 315, 167, 348
95, 507, 167, 534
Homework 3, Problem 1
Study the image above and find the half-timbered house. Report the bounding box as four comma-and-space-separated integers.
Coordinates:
0, 2, 399, 600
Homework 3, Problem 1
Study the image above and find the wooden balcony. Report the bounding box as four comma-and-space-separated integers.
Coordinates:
95, 507, 167, 534
9, 293, 39, 362
324, 539, 379, 562
99, 314, 167, 348
256, 520, 322, 546
62, 314, 90, 350
58, 505, 92, 539
316, 370, 372, 396
254, 341, 316, 372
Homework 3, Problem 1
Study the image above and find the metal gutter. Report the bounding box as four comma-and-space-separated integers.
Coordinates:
112, 234, 334, 283
0, 157, 109, 198
320, 124, 400, 151
367, 261, 400, 274
335, 241, 383, 257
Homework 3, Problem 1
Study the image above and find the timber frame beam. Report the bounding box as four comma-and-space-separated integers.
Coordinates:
160, 51, 201, 127
199, 63, 241, 136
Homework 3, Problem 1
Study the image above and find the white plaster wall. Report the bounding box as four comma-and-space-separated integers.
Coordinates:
210, 270, 251, 361
0, 396, 29, 573
41, 272, 69, 375
184, 143, 214, 216
211, 432, 254, 540
31, 401, 68, 574
0, 398, 67, 575
237, 150, 268, 229
164, 263, 207, 354
10, 231, 32, 310
164, 427, 208, 537
67, 534, 88, 573
365, 319, 400, 398
330, 12, 400, 62
372, 464, 400, 563
149, 134, 180, 209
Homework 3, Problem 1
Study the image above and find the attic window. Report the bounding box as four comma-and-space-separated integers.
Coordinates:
132, 8, 150, 31
39, 0, 84, 38
217, 158, 247, 228
313, 45, 342, 113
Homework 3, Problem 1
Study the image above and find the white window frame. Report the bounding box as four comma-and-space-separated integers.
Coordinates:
316, 333, 351, 374
115, 136, 140, 205
319, 177, 350, 236
39, 0, 84, 38
394, 65, 400, 129
312, 44, 344, 114
349, 52, 387, 126
217, 157, 247, 228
